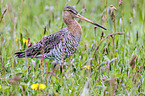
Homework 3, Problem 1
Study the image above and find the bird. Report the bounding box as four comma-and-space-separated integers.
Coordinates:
15, 6, 107, 64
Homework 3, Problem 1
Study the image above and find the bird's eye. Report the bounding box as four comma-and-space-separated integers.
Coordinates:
68, 10, 77, 15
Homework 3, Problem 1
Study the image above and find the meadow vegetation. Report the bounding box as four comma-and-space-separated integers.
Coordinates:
0, 0, 145, 95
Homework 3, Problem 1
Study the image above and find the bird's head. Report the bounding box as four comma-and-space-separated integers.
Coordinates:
63, 6, 107, 30
63, 6, 79, 18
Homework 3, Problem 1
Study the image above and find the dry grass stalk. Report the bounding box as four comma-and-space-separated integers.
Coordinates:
93, 32, 124, 58
129, 55, 136, 69
0, 8, 7, 23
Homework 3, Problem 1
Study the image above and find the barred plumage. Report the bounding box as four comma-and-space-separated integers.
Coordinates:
15, 6, 106, 63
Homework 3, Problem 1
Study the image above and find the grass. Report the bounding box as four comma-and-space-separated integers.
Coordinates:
0, 0, 145, 95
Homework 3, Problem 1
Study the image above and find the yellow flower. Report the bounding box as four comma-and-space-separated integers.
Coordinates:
31, 83, 46, 90
31, 83, 38, 90
0, 85, 1, 89
38, 84, 46, 90
54, 92, 58, 96
16, 38, 28, 45
84, 65, 93, 70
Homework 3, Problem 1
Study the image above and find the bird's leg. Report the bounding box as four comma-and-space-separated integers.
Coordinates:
58, 60, 64, 74
52, 60, 63, 74
50, 60, 59, 79
53, 61, 57, 70
59, 60, 63, 74
52, 60, 62, 72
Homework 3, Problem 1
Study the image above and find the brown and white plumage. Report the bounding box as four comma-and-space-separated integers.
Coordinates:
15, 6, 106, 62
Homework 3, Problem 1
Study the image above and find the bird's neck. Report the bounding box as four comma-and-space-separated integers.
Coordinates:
63, 18, 82, 36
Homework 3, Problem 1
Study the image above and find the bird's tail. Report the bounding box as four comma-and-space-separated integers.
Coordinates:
15, 51, 25, 58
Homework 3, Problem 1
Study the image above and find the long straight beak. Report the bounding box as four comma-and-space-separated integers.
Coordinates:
76, 14, 107, 30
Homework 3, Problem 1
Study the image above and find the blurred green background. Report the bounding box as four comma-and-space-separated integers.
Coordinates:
0, 0, 145, 95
